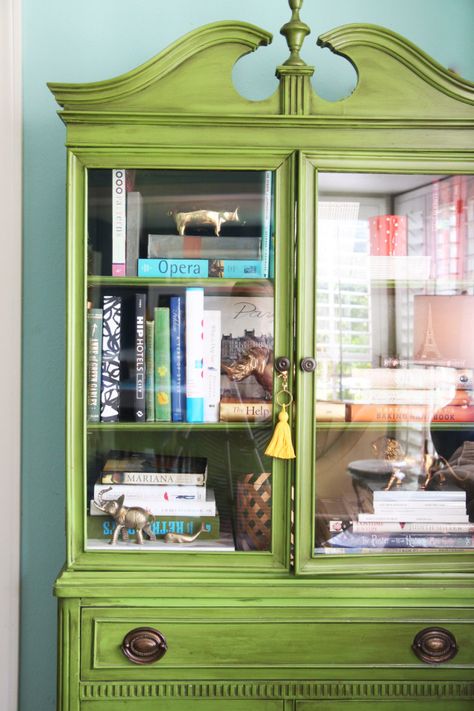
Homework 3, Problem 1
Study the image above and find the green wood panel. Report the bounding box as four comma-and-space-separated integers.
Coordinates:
82, 702, 283, 711
298, 703, 474, 711
81, 606, 474, 682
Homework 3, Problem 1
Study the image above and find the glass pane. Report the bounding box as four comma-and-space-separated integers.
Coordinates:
86, 168, 275, 553
314, 173, 474, 555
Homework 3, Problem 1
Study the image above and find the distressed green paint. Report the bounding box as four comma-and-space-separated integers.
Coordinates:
48, 15, 474, 711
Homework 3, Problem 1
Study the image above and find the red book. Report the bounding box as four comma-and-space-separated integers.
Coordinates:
369, 214, 407, 256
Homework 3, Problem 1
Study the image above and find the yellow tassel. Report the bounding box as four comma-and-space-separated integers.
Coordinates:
265, 405, 296, 459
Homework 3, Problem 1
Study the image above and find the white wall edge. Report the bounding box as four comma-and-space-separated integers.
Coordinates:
0, 0, 22, 708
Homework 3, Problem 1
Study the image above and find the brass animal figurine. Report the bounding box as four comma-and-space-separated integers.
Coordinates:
164, 523, 206, 544
169, 207, 239, 236
221, 345, 273, 395
94, 487, 156, 545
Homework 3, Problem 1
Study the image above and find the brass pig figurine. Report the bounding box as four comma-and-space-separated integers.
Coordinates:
94, 487, 156, 545
170, 207, 239, 236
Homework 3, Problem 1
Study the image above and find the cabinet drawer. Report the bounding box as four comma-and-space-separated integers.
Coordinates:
81, 607, 474, 682
82, 703, 283, 711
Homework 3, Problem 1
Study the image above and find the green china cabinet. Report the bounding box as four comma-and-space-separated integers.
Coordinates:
49, 1, 474, 709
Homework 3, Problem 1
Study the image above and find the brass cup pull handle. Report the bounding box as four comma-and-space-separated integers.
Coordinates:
121, 627, 168, 665
412, 627, 458, 664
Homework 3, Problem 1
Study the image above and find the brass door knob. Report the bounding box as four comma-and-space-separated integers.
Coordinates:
412, 627, 458, 664
121, 627, 168, 664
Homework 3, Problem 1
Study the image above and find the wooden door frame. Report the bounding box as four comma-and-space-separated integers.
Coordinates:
0, 0, 22, 708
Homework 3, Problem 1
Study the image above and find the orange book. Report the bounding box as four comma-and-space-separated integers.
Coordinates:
349, 403, 474, 423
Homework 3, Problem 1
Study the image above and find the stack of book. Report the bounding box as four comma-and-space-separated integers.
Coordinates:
315, 366, 466, 424
88, 450, 231, 548
323, 490, 472, 553
105, 168, 273, 279
87, 290, 274, 424
137, 171, 272, 279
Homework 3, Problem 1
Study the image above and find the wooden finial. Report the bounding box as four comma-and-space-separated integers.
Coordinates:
280, 0, 311, 66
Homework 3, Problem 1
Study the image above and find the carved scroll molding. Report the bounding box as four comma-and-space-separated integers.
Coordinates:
81, 681, 474, 701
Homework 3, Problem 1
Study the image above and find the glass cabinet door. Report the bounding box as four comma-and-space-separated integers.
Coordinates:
74, 164, 292, 569
296, 165, 474, 570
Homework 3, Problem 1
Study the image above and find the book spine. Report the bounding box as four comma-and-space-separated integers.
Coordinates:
134, 294, 147, 422
352, 521, 474, 533
222, 260, 263, 278
185, 288, 204, 422
316, 400, 348, 422
87, 308, 103, 422
139, 258, 208, 277
100, 295, 122, 422
349, 403, 429, 423
111, 169, 126, 276
373, 502, 466, 511
154, 307, 171, 421
91, 496, 215, 517
137, 258, 264, 279
93, 483, 206, 502
357, 512, 469, 523
261, 170, 272, 278
372, 491, 466, 501
203, 310, 221, 423
219, 401, 272, 422
87, 514, 219, 539
331, 533, 473, 549
170, 296, 185, 422
125, 191, 143, 277
145, 320, 155, 421
100, 471, 206, 485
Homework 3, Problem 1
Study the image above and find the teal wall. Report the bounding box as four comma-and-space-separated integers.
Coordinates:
21, 1, 474, 709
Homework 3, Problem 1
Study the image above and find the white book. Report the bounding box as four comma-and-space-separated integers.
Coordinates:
373, 490, 465, 501
353, 521, 474, 533
358, 512, 469, 523
90, 489, 216, 517
93, 482, 206, 503
261, 170, 272, 278
203, 310, 221, 423
374, 502, 466, 512
112, 169, 126, 276
185, 287, 205, 422
350, 367, 455, 390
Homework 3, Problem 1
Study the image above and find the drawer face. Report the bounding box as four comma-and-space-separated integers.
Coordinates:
82, 703, 283, 711
81, 607, 474, 682
297, 703, 474, 711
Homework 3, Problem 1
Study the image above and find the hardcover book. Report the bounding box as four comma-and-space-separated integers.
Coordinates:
326, 528, 473, 549
125, 191, 143, 277
203, 310, 221, 422
154, 307, 171, 421
204, 295, 274, 413
111, 169, 126, 276
87, 514, 220, 540
185, 287, 205, 422
261, 170, 272, 278
170, 296, 186, 422
145, 320, 155, 421
90, 488, 216, 516
100, 450, 208, 484
93, 481, 206, 503
137, 258, 264, 279
100, 295, 122, 422
147, 234, 262, 260
87, 308, 103, 422
134, 294, 146, 421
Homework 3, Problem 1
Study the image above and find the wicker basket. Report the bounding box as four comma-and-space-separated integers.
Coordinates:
235, 472, 272, 551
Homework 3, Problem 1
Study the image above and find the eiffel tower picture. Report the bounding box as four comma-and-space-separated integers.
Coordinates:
415, 302, 442, 361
